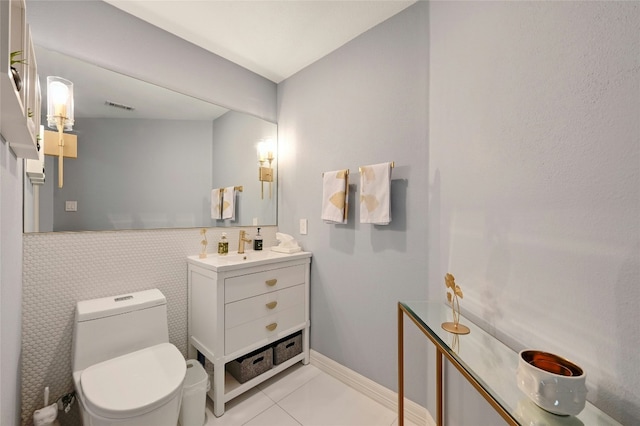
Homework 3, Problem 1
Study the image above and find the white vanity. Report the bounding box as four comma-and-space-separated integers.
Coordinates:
187, 249, 311, 417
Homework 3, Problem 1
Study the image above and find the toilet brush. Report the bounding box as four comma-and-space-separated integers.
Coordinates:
33, 387, 60, 426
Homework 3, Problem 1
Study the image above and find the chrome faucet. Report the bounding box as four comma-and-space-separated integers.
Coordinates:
238, 230, 252, 254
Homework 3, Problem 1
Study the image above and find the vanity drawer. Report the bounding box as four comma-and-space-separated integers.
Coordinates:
225, 265, 306, 303
225, 304, 305, 355
225, 284, 305, 330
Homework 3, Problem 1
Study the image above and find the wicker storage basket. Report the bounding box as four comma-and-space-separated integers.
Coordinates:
273, 332, 302, 365
226, 346, 273, 383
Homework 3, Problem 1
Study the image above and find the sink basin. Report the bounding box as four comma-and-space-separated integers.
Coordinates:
188, 249, 310, 272
218, 250, 286, 263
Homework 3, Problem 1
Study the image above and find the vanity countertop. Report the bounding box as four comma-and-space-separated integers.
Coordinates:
187, 249, 311, 272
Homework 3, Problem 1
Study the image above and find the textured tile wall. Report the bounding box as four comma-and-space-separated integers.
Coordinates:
21, 226, 277, 426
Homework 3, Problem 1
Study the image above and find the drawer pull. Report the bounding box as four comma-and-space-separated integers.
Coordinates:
266, 279, 278, 287
265, 301, 278, 309
266, 323, 278, 331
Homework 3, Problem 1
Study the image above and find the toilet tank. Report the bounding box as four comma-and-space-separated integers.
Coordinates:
72, 289, 170, 372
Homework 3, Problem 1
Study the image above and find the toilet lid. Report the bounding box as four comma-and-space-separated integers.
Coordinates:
80, 343, 186, 419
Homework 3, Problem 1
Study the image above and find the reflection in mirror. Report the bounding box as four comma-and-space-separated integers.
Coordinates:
23, 47, 277, 233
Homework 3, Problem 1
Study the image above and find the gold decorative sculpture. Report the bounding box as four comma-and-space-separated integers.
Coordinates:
442, 273, 470, 335
450, 333, 460, 354
199, 228, 208, 258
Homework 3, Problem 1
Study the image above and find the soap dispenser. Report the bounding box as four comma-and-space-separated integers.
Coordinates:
218, 232, 229, 255
253, 228, 263, 251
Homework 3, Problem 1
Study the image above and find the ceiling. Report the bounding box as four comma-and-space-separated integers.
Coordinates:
102, 0, 417, 83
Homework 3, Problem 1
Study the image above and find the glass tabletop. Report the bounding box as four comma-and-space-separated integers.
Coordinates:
400, 301, 620, 426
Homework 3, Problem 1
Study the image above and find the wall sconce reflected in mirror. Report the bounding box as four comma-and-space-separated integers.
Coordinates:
45, 76, 76, 188
257, 139, 275, 199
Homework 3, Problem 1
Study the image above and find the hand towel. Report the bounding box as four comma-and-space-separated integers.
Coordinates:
211, 188, 222, 219
360, 162, 392, 225
222, 186, 236, 221
321, 169, 349, 224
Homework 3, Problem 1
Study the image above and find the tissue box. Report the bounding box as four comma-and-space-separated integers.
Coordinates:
271, 246, 302, 254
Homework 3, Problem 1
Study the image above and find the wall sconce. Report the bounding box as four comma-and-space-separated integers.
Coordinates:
257, 139, 275, 199
45, 76, 75, 188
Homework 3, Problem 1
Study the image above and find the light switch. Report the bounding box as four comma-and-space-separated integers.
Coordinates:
253, 217, 258, 226
300, 219, 308, 235
65, 201, 77, 212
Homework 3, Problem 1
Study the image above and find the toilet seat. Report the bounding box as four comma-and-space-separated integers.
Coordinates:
79, 343, 186, 420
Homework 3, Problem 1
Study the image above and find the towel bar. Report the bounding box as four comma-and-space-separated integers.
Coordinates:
219, 186, 243, 192
358, 161, 394, 174
321, 169, 349, 177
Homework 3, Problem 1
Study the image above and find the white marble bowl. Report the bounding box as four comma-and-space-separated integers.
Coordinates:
516, 350, 587, 416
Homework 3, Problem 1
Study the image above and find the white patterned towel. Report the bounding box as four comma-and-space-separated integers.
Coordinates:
321, 169, 349, 224
359, 162, 392, 225
222, 186, 236, 221
211, 188, 222, 220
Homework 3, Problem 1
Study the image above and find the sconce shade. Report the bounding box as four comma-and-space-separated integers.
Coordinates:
257, 139, 275, 163
46, 76, 74, 131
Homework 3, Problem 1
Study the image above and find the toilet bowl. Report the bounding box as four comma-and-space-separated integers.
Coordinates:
72, 289, 187, 425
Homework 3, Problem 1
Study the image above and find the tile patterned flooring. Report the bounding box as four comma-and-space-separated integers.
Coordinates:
203, 363, 420, 426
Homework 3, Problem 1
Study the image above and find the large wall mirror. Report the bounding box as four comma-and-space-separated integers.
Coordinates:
24, 47, 277, 233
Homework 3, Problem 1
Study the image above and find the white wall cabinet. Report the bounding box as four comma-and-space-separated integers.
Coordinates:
1, 0, 40, 159
187, 251, 311, 417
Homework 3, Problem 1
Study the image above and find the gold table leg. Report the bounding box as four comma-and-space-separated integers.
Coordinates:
437, 348, 443, 426
398, 302, 519, 426
398, 303, 404, 426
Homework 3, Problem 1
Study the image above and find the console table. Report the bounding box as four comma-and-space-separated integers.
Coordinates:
397, 301, 621, 426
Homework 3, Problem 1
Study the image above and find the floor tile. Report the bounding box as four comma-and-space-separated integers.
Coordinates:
244, 404, 302, 426
204, 387, 274, 426
257, 363, 321, 403
277, 372, 397, 426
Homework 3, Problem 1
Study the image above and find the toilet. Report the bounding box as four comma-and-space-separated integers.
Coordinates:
72, 289, 186, 426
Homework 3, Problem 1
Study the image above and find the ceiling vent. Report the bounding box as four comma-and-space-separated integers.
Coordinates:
104, 100, 135, 111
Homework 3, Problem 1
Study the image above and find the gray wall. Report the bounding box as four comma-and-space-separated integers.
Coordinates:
1, 136, 23, 426
47, 118, 213, 232
26, 0, 276, 122
211, 111, 277, 227
278, 1, 639, 424
277, 1, 431, 409
430, 2, 639, 424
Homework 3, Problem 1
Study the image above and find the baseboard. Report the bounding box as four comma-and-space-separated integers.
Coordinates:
310, 350, 435, 426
